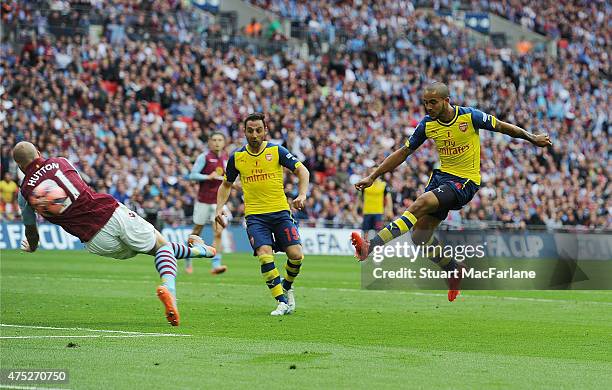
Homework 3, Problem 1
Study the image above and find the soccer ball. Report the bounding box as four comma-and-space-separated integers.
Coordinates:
29, 179, 70, 216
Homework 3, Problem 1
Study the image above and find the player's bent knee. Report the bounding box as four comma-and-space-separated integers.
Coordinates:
411, 231, 433, 246
285, 244, 303, 260
409, 193, 439, 217
411, 215, 441, 246
408, 198, 427, 217
155, 230, 168, 245
147, 230, 169, 255
255, 245, 273, 256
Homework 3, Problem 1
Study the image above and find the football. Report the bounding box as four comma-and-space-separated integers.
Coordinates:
29, 179, 70, 217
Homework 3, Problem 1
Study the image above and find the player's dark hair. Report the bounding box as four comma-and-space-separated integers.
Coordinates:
210, 131, 226, 139
243, 112, 267, 131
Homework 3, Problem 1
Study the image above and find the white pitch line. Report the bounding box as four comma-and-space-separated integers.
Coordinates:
0, 324, 191, 337
0, 386, 70, 390
0, 335, 188, 339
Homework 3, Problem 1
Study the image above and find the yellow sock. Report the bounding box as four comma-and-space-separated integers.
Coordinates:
282, 256, 303, 290
258, 254, 287, 302
372, 210, 418, 247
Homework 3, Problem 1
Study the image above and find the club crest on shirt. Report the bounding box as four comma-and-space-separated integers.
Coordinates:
265, 153, 273, 161
459, 122, 468, 132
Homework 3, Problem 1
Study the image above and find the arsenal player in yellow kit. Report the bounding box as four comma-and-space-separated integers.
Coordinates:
215, 113, 310, 316
351, 82, 552, 301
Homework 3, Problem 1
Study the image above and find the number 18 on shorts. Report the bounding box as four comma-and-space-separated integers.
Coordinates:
245, 210, 301, 254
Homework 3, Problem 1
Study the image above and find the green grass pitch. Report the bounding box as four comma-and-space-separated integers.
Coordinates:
1, 250, 611, 389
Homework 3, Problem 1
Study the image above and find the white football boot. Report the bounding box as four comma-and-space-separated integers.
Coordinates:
284, 287, 296, 313
187, 234, 217, 258
270, 301, 292, 316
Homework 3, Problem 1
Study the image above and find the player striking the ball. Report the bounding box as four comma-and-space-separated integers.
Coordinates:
13, 141, 217, 326
351, 82, 552, 301
215, 113, 310, 316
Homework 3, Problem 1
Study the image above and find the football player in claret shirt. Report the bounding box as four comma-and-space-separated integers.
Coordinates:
186, 132, 228, 275
13, 142, 217, 327
215, 113, 310, 316
351, 82, 552, 301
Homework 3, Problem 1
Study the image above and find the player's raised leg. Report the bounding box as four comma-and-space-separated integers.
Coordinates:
351, 191, 440, 260
103, 209, 216, 325
174, 238, 216, 261
147, 229, 216, 325
148, 231, 181, 326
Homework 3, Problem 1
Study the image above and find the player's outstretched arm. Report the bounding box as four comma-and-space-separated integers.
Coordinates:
493, 120, 552, 147
17, 192, 39, 252
215, 181, 233, 228
22, 224, 39, 252
292, 165, 310, 210
355, 146, 414, 191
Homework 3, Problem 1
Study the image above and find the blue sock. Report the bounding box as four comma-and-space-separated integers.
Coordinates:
162, 277, 176, 297
211, 254, 222, 269
155, 245, 177, 296
172, 242, 213, 258
192, 244, 215, 258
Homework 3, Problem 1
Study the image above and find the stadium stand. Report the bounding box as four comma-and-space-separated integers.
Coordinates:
463, 0, 610, 44
1, 0, 609, 230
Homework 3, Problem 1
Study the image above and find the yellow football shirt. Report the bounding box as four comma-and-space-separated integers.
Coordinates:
363, 180, 387, 215
225, 141, 302, 216
0, 179, 18, 203
405, 106, 497, 185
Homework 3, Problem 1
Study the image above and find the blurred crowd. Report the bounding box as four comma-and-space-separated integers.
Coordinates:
248, 0, 609, 74
1, 0, 609, 230
465, 1, 610, 46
